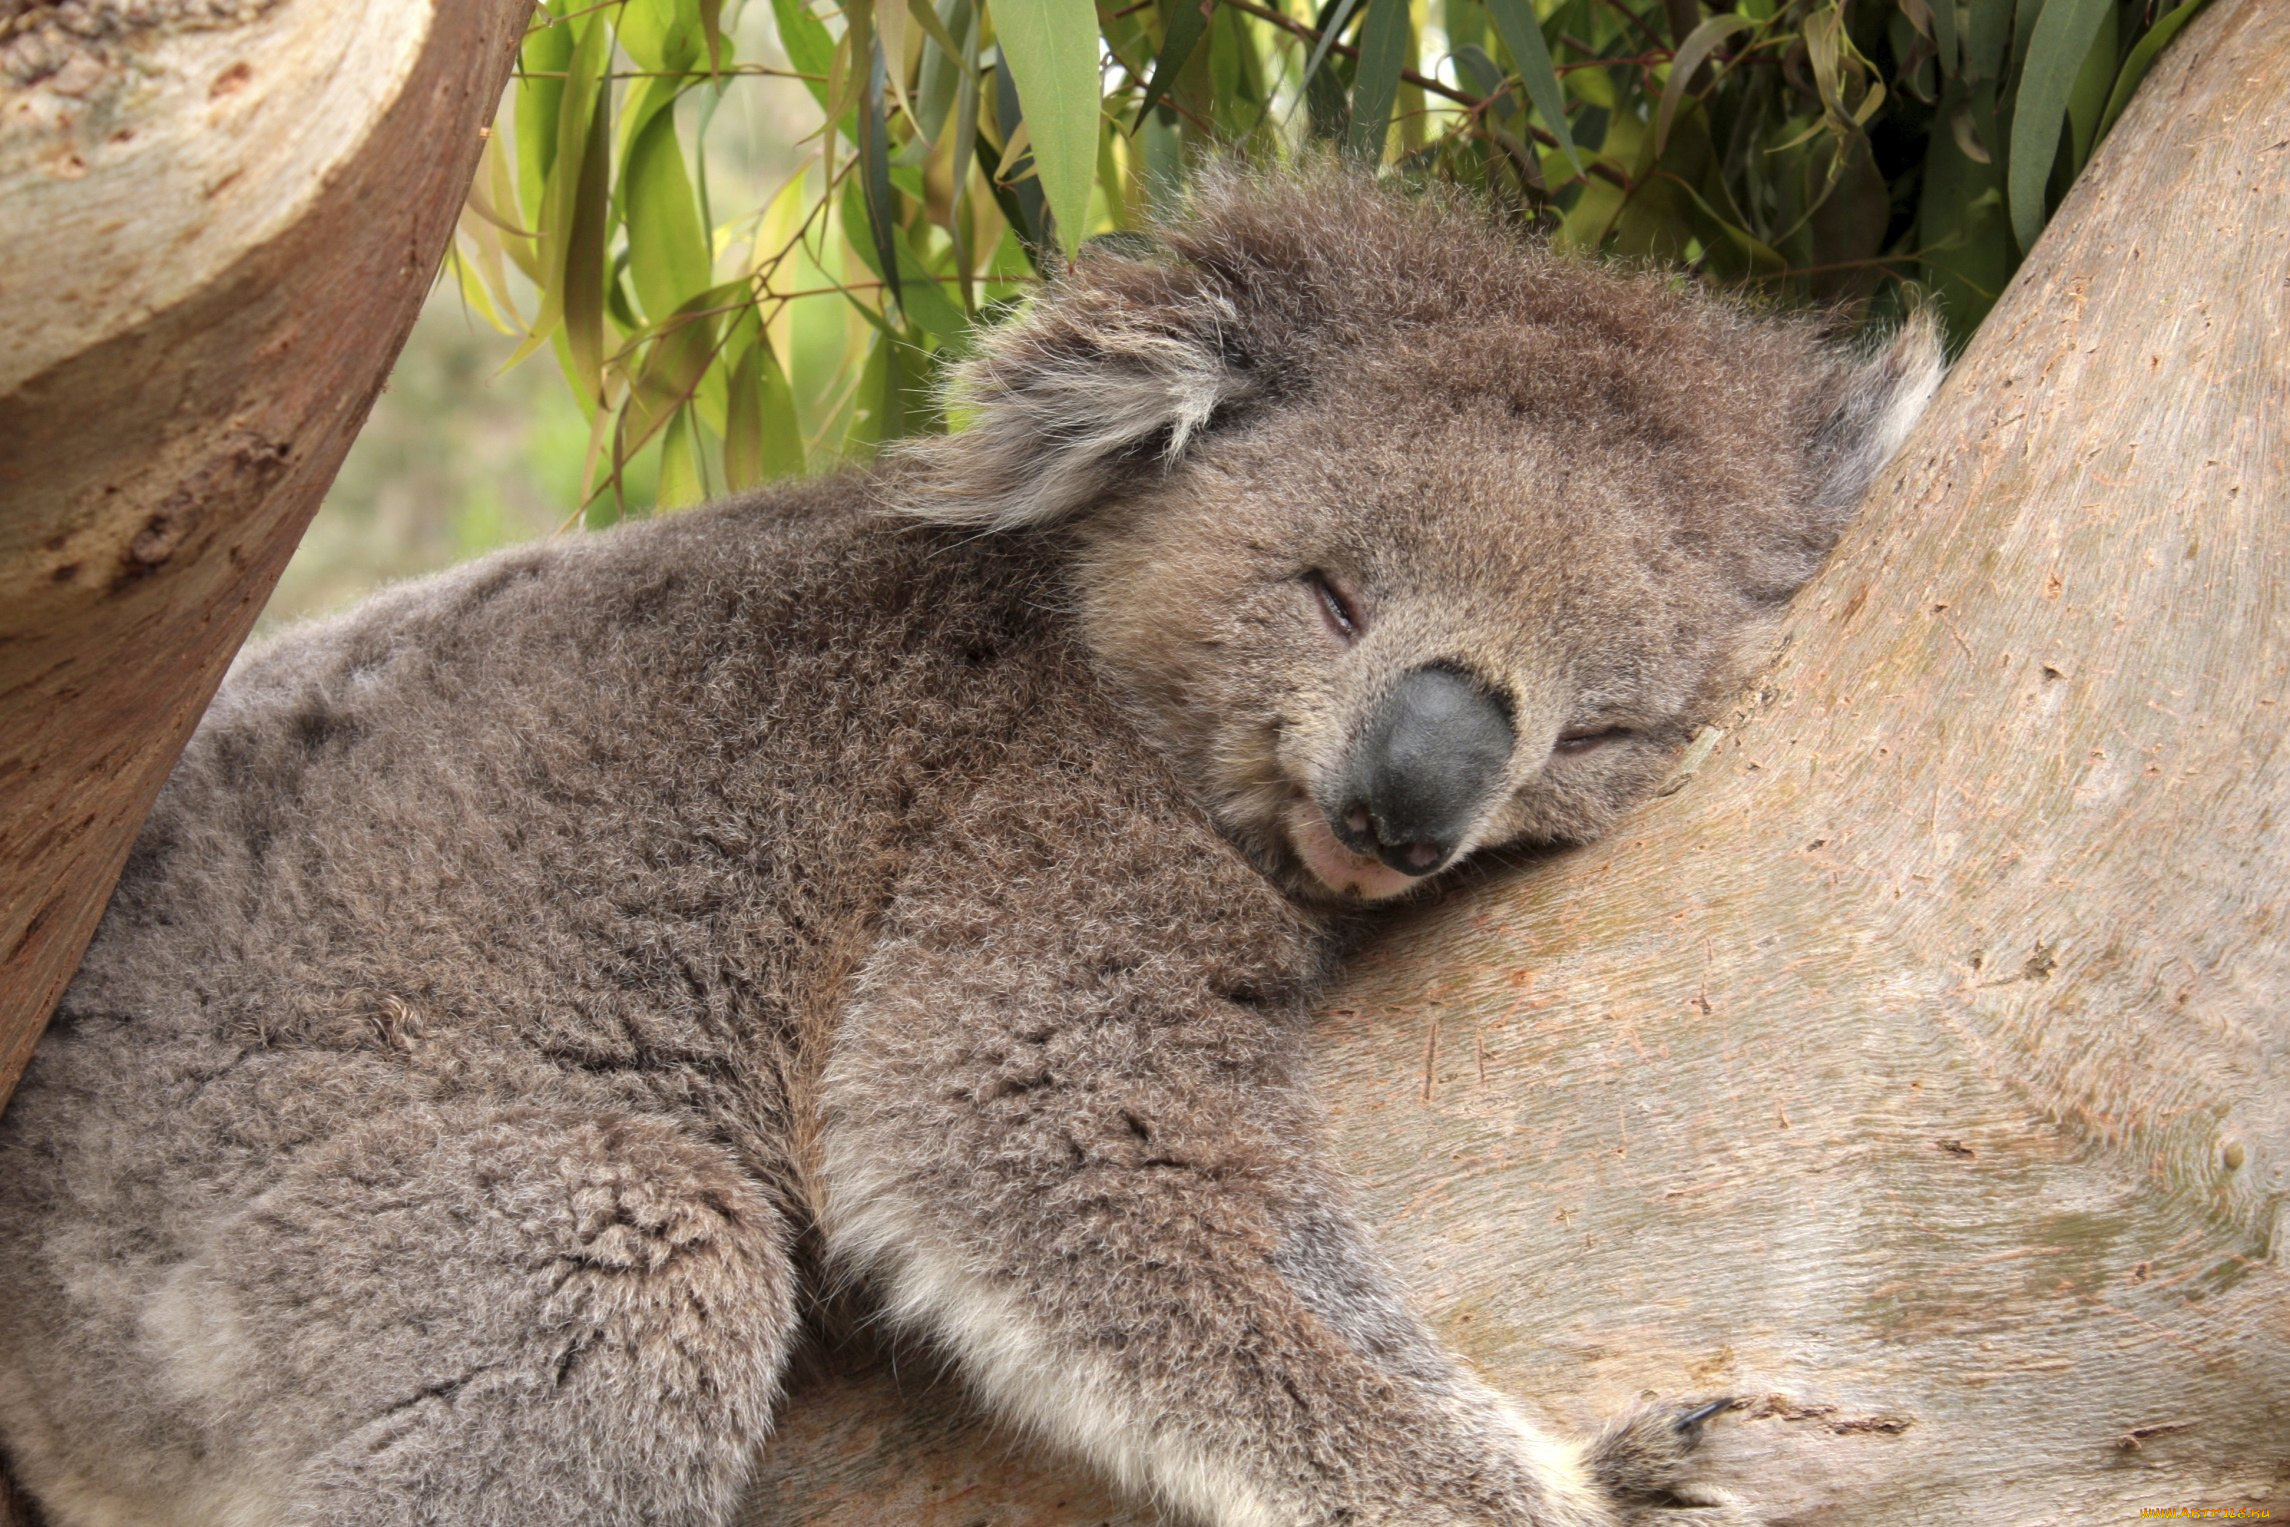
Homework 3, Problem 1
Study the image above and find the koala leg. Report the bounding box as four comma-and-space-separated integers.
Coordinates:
819, 796, 1739, 1527
139, 1102, 794, 1527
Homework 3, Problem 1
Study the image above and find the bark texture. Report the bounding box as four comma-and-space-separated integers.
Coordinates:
0, 0, 532, 1099
741, 0, 2288, 1518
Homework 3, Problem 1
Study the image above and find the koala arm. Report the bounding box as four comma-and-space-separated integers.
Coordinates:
817, 765, 1623, 1527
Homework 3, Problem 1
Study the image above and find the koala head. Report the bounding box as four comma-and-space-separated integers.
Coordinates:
901, 168, 1941, 905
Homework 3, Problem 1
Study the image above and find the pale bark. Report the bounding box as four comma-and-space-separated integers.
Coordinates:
742, 0, 2290, 1518
0, 0, 532, 1099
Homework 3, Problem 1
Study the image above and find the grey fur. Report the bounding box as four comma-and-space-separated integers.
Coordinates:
0, 169, 1939, 1527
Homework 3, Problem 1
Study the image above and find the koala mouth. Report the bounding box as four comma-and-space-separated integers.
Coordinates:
1280, 662, 1515, 902
1282, 798, 1429, 903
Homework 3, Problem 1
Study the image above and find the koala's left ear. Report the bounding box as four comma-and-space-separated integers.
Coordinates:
1806, 307, 1947, 523
893, 247, 1260, 530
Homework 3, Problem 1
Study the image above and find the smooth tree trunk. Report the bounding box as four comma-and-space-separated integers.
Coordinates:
739, 0, 2288, 1519
0, 0, 531, 1100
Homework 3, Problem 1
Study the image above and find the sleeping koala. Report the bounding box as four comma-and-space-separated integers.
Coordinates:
0, 168, 1938, 1527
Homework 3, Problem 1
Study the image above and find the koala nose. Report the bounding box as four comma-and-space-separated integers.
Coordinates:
1329, 664, 1515, 877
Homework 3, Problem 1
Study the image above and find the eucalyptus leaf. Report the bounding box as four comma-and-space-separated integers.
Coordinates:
1655, 14, 1749, 156
860, 34, 905, 309
1140, 0, 1213, 127
770, 0, 837, 108
2007, 0, 2111, 251
1485, 0, 1580, 171
625, 109, 714, 323
990, 0, 1103, 257
1344, 0, 1409, 163
2096, 0, 2213, 143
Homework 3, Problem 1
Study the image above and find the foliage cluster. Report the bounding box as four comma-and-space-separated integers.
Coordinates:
451, 0, 2210, 521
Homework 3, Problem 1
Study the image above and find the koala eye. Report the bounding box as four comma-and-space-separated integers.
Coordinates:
1303, 570, 1364, 644
1553, 727, 1631, 755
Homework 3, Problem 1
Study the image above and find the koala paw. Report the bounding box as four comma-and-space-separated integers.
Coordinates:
1588, 1397, 1759, 1525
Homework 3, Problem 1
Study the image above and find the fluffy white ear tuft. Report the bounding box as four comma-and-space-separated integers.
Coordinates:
893, 264, 1259, 531
1810, 307, 1947, 519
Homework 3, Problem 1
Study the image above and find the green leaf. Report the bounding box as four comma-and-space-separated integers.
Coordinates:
840, 179, 973, 341
1919, 79, 2013, 340
724, 316, 806, 487
859, 32, 905, 309
1303, 0, 1365, 86
1344, 0, 1409, 163
656, 406, 706, 508
515, 18, 573, 219
1654, 13, 1749, 157
620, 0, 701, 71
1138, 0, 1212, 126
560, 82, 613, 405
2096, 0, 2213, 144
770, 0, 837, 107
625, 109, 714, 322
2063, 1, 2117, 168
914, 0, 974, 144
989, 0, 1102, 257
508, 13, 609, 379
619, 284, 741, 470
700, 0, 726, 71
906, 0, 966, 68
2007, 0, 2109, 251
1965, 0, 2012, 82
1485, 0, 1579, 171
1919, 0, 1960, 77
988, 55, 1053, 260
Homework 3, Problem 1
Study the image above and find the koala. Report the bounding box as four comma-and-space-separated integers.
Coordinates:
0, 167, 1939, 1527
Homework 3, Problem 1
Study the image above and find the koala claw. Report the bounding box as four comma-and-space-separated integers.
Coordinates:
1589, 1397, 1760, 1525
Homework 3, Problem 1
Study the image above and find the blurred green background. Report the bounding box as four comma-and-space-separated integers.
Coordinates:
261, 0, 2208, 635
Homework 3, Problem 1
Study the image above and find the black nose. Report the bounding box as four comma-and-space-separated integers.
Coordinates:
1328, 664, 1514, 876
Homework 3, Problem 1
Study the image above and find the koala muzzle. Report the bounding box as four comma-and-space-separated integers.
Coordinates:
1329, 664, 1514, 876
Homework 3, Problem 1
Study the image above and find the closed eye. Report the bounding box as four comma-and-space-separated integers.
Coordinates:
1553, 727, 1631, 755
1303, 569, 1363, 644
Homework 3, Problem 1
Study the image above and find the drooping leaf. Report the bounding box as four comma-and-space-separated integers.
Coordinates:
1139, 0, 1212, 127
556, 68, 614, 405
2007, 0, 2111, 251
1920, 80, 2013, 341
989, 0, 1103, 257
1344, 0, 1409, 163
840, 179, 972, 341
988, 56, 1052, 260
618, 283, 742, 472
2095, 0, 2213, 143
699, 0, 726, 72
1965, 0, 2014, 82
514, 17, 573, 219
620, 0, 701, 72
914, 0, 973, 146
1655, 14, 1750, 157
1485, 0, 1580, 171
1303, 0, 1365, 87
2063, 1, 2119, 169
724, 313, 807, 487
859, 31, 905, 309
656, 405, 707, 508
625, 108, 714, 323
770, 0, 838, 108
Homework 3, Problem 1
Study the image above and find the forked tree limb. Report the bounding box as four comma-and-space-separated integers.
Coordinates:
742, 0, 2288, 1518
0, 0, 534, 1099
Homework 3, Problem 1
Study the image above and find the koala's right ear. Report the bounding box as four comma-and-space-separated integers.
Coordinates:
894, 249, 1260, 530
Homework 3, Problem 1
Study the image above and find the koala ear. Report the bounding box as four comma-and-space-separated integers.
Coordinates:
894, 249, 1259, 530
1807, 307, 1947, 522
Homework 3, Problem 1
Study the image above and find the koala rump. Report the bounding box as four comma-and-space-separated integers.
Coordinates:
0, 168, 1938, 1527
